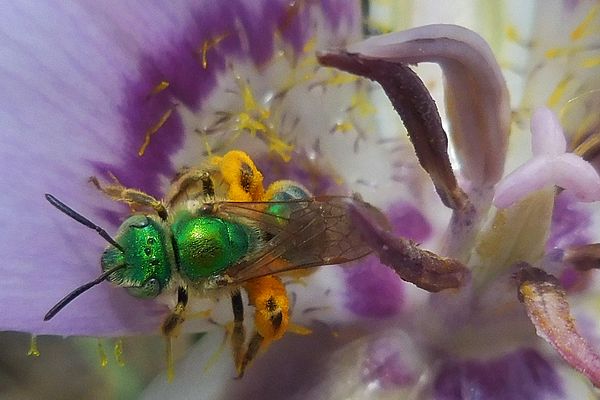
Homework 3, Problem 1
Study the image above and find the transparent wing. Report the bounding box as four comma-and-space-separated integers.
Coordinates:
212, 196, 381, 283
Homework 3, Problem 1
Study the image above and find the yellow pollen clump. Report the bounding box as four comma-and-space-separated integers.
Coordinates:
211, 150, 265, 201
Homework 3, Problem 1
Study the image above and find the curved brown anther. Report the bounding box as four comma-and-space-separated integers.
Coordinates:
349, 198, 470, 292
563, 243, 600, 270
514, 262, 600, 387
343, 24, 510, 188
318, 51, 469, 213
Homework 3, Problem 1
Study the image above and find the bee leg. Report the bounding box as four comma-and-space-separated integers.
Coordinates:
161, 286, 188, 382
164, 169, 215, 206
89, 175, 168, 220
237, 332, 264, 378
230, 289, 246, 375
237, 276, 289, 377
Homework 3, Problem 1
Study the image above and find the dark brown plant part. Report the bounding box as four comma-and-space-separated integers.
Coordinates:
564, 243, 600, 270
514, 263, 600, 387
318, 51, 469, 213
343, 24, 510, 188
348, 196, 470, 292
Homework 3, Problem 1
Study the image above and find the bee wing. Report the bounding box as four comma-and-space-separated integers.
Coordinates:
213, 196, 380, 283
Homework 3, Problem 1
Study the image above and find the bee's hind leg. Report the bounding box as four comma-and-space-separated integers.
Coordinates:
89, 174, 168, 220
230, 289, 246, 375
236, 276, 289, 378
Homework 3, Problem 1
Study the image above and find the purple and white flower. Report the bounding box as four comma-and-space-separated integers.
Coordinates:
1, 0, 600, 399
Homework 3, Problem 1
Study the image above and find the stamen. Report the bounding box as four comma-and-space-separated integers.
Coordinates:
147, 80, 170, 98
138, 108, 174, 156
198, 32, 230, 69
515, 263, 600, 387
166, 337, 174, 383
570, 3, 600, 41
97, 339, 108, 367
547, 75, 572, 108
564, 243, 600, 270
340, 24, 510, 188
27, 335, 40, 357
114, 339, 125, 367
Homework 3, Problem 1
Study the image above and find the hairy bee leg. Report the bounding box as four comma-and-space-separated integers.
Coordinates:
230, 289, 246, 375
237, 276, 289, 377
164, 169, 215, 206
161, 287, 188, 382
237, 333, 264, 378
89, 175, 168, 220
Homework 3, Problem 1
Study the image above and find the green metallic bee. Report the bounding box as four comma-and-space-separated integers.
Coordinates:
44, 150, 380, 377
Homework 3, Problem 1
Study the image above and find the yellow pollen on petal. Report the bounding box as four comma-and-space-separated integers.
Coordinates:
545, 47, 573, 59
506, 24, 521, 43
97, 339, 108, 367
114, 339, 125, 367
138, 108, 174, 156
27, 335, 40, 357
326, 72, 359, 86
333, 121, 354, 133
547, 75, 572, 108
287, 323, 312, 336
303, 36, 316, 53
582, 55, 600, 68
233, 78, 294, 160
571, 3, 600, 41
351, 90, 376, 117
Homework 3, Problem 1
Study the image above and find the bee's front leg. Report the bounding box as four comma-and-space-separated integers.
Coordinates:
89, 175, 168, 220
164, 169, 215, 206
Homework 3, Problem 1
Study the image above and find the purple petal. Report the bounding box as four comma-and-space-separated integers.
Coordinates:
388, 200, 433, 243
361, 335, 418, 389
343, 256, 405, 318
144, 327, 426, 399
433, 348, 563, 400
342, 201, 432, 318
346, 24, 510, 188
531, 107, 567, 156
547, 192, 592, 250
0, 1, 358, 335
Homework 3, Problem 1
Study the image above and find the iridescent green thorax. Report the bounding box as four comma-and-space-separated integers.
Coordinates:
171, 211, 251, 281
101, 215, 172, 298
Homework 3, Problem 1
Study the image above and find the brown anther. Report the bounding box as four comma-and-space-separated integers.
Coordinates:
317, 51, 470, 213
563, 243, 600, 270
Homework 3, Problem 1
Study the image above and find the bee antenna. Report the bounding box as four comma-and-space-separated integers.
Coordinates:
44, 264, 127, 321
45, 193, 124, 252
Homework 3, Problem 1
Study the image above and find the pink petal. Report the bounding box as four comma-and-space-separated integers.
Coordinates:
531, 107, 567, 156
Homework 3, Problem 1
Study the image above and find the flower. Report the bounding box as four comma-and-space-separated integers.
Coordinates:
2, 1, 600, 399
